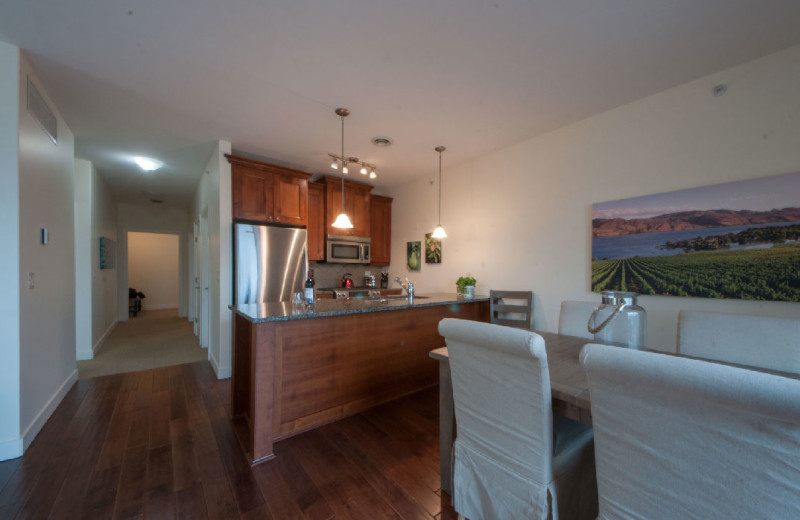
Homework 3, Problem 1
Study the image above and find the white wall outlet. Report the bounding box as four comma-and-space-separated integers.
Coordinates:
28, 272, 34, 289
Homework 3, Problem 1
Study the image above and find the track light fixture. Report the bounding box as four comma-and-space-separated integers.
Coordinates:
326, 153, 378, 180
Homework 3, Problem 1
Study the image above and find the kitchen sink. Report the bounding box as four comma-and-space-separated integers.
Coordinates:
372, 295, 430, 301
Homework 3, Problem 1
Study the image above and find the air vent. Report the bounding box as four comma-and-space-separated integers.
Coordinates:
26, 76, 57, 145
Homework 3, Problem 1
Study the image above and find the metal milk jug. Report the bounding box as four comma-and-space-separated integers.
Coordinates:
588, 291, 647, 349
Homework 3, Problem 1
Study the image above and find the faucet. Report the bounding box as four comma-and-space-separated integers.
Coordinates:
394, 276, 415, 299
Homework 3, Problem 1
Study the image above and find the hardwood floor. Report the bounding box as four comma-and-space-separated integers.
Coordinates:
0, 361, 458, 519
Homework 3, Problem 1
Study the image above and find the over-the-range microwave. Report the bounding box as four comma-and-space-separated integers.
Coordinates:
326, 235, 370, 264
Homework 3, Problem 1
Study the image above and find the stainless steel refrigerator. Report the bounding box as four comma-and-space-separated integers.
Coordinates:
234, 223, 308, 305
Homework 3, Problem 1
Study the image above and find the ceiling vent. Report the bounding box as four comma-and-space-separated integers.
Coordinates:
26, 76, 57, 145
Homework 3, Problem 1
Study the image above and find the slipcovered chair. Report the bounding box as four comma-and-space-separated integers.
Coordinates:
581, 343, 800, 520
677, 310, 800, 374
557, 300, 596, 339
439, 318, 597, 520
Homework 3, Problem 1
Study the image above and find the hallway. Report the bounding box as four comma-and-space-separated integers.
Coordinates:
77, 310, 207, 379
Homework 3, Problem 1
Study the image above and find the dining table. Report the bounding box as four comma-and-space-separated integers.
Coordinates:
429, 330, 593, 496
430, 328, 800, 496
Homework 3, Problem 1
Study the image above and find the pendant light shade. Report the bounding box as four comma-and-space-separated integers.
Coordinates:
332, 108, 354, 229
332, 212, 353, 228
432, 146, 447, 238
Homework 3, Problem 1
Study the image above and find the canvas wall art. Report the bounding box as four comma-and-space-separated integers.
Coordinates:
591, 171, 800, 302
425, 233, 441, 263
99, 236, 116, 269
407, 241, 421, 271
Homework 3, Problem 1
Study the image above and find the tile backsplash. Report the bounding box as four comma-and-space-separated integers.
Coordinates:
310, 263, 390, 289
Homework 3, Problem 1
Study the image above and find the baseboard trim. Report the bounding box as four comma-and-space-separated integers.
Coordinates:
142, 304, 178, 310
77, 321, 117, 360
94, 321, 117, 355
19, 368, 78, 455
0, 436, 23, 462
209, 351, 231, 380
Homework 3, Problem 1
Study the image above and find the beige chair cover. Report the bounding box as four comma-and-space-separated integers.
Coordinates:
558, 300, 597, 339
439, 318, 597, 520
677, 310, 800, 374
581, 343, 800, 520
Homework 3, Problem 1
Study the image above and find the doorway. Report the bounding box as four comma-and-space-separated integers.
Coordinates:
77, 231, 205, 378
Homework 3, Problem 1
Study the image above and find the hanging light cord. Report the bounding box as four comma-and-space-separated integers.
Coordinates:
340, 114, 346, 214
437, 150, 443, 226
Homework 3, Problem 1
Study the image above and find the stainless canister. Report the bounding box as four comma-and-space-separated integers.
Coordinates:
588, 291, 647, 349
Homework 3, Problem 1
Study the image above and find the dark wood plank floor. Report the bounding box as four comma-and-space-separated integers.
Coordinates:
0, 362, 458, 519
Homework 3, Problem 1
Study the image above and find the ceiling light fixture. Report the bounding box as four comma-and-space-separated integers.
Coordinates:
133, 156, 163, 172
331, 108, 354, 229
431, 146, 447, 239
327, 153, 377, 181
371, 136, 393, 147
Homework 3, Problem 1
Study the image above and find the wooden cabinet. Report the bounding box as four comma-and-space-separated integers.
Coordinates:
321, 177, 373, 237
370, 195, 393, 265
307, 183, 326, 262
228, 155, 310, 226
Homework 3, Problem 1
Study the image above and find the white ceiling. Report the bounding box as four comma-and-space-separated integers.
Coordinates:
2, 0, 800, 208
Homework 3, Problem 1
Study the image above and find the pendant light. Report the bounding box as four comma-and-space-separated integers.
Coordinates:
331, 108, 354, 229
431, 146, 447, 239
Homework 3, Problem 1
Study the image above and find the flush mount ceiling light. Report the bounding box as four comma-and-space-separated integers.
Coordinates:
133, 156, 163, 172
371, 136, 393, 147
331, 108, 354, 229
431, 146, 447, 239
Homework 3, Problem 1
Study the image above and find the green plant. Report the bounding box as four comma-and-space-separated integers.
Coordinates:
456, 276, 476, 288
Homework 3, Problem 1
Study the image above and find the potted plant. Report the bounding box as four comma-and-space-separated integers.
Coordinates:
456, 276, 476, 298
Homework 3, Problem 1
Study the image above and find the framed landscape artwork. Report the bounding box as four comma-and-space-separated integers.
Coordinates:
591, 171, 800, 302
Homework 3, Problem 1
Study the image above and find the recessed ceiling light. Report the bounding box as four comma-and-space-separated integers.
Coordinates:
371, 136, 393, 147
133, 156, 163, 171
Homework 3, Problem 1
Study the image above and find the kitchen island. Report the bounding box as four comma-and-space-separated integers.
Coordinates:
232, 293, 489, 464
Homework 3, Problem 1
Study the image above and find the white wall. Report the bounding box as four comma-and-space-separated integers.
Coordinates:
17, 53, 77, 453
75, 159, 118, 359
191, 140, 232, 378
116, 202, 190, 321
0, 41, 22, 460
128, 231, 180, 310
390, 44, 800, 351
91, 165, 118, 349
74, 159, 92, 359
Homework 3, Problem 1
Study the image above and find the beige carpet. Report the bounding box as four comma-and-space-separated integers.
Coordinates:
77, 309, 208, 379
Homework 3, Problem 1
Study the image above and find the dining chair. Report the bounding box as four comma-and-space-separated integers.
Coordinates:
489, 290, 533, 329
439, 318, 597, 520
557, 300, 596, 339
581, 343, 800, 520
677, 310, 800, 374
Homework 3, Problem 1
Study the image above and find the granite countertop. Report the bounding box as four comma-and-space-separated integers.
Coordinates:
233, 293, 489, 323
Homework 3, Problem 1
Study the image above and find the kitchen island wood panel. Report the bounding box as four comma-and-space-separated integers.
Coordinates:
232, 297, 489, 464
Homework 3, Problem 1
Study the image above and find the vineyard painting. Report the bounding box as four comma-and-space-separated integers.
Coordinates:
591, 171, 800, 302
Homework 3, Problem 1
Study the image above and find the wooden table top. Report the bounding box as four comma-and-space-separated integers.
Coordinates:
430, 330, 593, 412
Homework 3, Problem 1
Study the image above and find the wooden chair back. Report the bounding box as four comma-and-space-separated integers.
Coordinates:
490, 290, 533, 329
